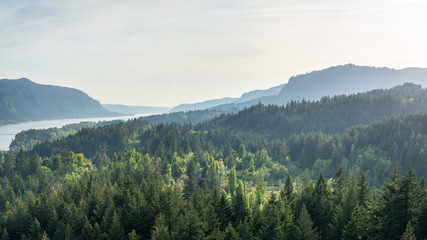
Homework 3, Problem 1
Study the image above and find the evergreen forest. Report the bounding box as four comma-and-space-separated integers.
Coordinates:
1, 84, 427, 239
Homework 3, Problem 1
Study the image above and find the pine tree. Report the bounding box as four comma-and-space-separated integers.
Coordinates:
357, 171, 371, 209
183, 159, 197, 200
217, 194, 231, 231
400, 221, 416, 240
63, 224, 75, 240
173, 203, 205, 240
260, 193, 285, 240
30, 152, 42, 174
417, 177, 427, 240
162, 188, 183, 237
151, 213, 171, 240
296, 204, 321, 240
206, 228, 223, 240
311, 173, 332, 238
341, 204, 369, 240
236, 217, 253, 240
232, 181, 249, 226
327, 204, 345, 240
397, 170, 420, 226
223, 223, 239, 240
374, 166, 403, 240
332, 165, 346, 206
7, 199, 32, 240
129, 229, 141, 240
2, 153, 15, 177
41, 231, 50, 240
281, 175, 295, 206
29, 218, 42, 240
110, 211, 124, 240
327, 167, 350, 240
297, 170, 315, 218
82, 217, 94, 240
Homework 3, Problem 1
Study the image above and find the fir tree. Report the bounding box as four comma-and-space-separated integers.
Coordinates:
183, 159, 197, 200
217, 194, 231, 231
29, 218, 42, 240
110, 211, 124, 240
151, 214, 170, 240
281, 175, 295, 206
260, 193, 285, 240
332, 165, 346, 206
342, 204, 369, 240
223, 223, 239, 240
129, 229, 141, 240
296, 204, 321, 240
232, 181, 249, 226
357, 171, 371, 209
41, 231, 50, 240
311, 173, 332, 238
236, 217, 253, 240
400, 221, 416, 240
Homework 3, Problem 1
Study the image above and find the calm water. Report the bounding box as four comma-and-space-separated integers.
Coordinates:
0, 114, 150, 151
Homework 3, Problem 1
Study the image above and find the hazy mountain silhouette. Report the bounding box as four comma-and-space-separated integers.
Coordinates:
103, 104, 171, 115
212, 64, 427, 111
0, 78, 119, 124
169, 84, 284, 113
169, 97, 238, 112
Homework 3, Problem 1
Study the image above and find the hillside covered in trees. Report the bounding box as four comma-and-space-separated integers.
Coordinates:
0, 78, 119, 125
10, 83, 427, 151
1, 84, 427, 239
213, 64, 427, 111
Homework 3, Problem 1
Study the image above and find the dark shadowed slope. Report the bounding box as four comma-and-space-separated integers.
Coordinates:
0, 78, 119, 124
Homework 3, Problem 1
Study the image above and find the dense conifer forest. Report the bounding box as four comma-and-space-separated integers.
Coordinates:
1, 84, 427, 239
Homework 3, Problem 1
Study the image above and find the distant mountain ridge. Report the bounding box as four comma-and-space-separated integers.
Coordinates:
0, 78, 119, 124
169, 97, 238, 112
103, 104, 171, 115
262, 64, 427, 104
169, 84, 285, 112
212, 64, 427, 111
168, 64, 427, 113
234, 84, 285, 103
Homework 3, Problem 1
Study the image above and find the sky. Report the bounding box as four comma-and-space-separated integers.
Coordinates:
1, 0, 427, 107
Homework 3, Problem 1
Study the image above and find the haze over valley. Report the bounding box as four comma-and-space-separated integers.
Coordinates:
1, 1, 427, 239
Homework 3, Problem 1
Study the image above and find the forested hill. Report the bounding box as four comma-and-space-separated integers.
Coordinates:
28, 84, 427, 181
2, 86, 427, 239
0, 78, 118, 124
14, 83, 426, 151
207, 83, 427, 138
213, 64, 427, 111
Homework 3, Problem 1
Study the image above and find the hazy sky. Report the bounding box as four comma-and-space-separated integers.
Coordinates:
1, 0, 427, 106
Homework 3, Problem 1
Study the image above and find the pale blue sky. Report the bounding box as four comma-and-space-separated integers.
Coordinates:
1, 0, 426, 106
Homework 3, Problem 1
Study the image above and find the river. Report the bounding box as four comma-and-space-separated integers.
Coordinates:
0, 114, 151, 151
